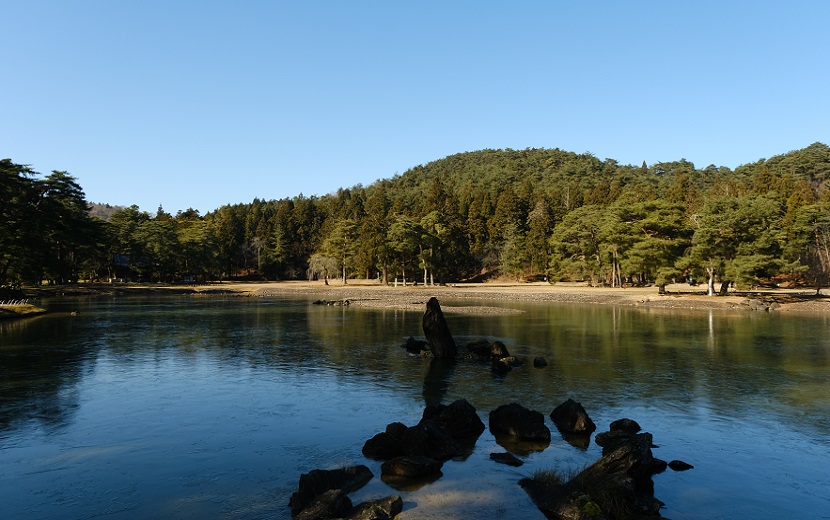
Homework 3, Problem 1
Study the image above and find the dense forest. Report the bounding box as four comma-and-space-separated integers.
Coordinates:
2, 143, 830, 295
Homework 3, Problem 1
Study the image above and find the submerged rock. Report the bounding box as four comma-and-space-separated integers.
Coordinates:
490, 452, 524, 467
347, 495, 403, 520
401, 336, 430, 354
294, 488, 352, 520
669, 460, 694, 471
381, 456, 443, 478
466, 339, 510, 360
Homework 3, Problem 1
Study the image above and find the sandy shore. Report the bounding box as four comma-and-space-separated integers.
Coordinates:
26, 280, 827, 314
255, 280, 830, 314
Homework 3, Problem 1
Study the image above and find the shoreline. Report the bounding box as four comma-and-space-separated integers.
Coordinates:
19, 280, 830, 314
0, 304, 48, 320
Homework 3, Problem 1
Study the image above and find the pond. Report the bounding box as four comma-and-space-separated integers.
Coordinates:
1, 296, 829, 519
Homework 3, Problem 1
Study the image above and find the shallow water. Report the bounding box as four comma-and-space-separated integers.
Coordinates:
1, 296, 829, 519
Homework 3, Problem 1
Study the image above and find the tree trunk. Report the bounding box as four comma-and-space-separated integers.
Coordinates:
718, 280, 730, 296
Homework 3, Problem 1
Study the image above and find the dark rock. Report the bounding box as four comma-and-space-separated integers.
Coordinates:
550, 398, 596, 435
362, 431, 405, 460
466, 338, 491, 357
466, 339, 511, 359
492, 356, 521, 373
533, 357, 548, 368
381, 456, 443, 478
669, 460, 694, 471
400, 419, 464, 460
490, 452, 523, 467
385, 421, 407, 438
422, 297, 457, 359
500, 356, 521, 366
574, 431, 666, 517
294, 488, 352, 520
402, 336, 429, 353
347, 495, 403, 520
489, 403, 551, 443
312, 299, 351, 306
421, 399, 485, 439
520, 478, 601, 520
609, 418, 641, 434
289, 465, 373, 515
492, 358, 513, 373
747, 298, 767, 311
595, 429, 637, 456
490, 341, 510, 358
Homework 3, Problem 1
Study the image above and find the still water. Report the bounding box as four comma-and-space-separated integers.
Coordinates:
1, 296, 829, 519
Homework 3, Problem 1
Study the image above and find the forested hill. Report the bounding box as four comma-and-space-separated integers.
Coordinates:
389, 144, 830, 211
2, 143, 830, 293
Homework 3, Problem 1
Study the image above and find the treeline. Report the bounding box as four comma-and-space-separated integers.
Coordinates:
2, 143, 830, 293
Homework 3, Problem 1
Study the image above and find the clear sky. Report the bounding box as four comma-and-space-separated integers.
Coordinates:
4, 1, 828, 215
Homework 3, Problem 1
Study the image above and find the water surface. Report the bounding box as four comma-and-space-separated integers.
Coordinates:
1, 296, 829, 519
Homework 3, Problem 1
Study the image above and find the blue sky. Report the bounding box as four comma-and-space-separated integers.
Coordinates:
4, 1, 828, 215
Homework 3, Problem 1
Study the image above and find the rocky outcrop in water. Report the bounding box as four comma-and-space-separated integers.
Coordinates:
466, 338, 510, 360
489, 403, 551, 443
520, 415, 692, 520
422, 398, 486, 439
550, 398, 597, 436
289, 465, 374, 516
288, 465, 403, 519
422, 297, 457, 359
381, 455, 444, 478
363, 399, 483, 462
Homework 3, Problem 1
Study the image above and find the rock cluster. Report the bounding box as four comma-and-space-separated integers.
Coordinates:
522, 410, 695, 520
289, 465, 402, 520
289, 299, 694, 519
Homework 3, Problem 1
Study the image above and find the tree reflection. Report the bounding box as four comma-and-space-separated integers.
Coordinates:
0, 316, 87, 434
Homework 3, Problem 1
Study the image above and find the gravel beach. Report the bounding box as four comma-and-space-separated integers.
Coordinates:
17, 280, 829, 315
241, 280, 827, 314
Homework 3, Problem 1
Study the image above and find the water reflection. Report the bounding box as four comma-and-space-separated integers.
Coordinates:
0, 296, 829, 519
0, 313, 91, 435
422, 360, 456, 406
